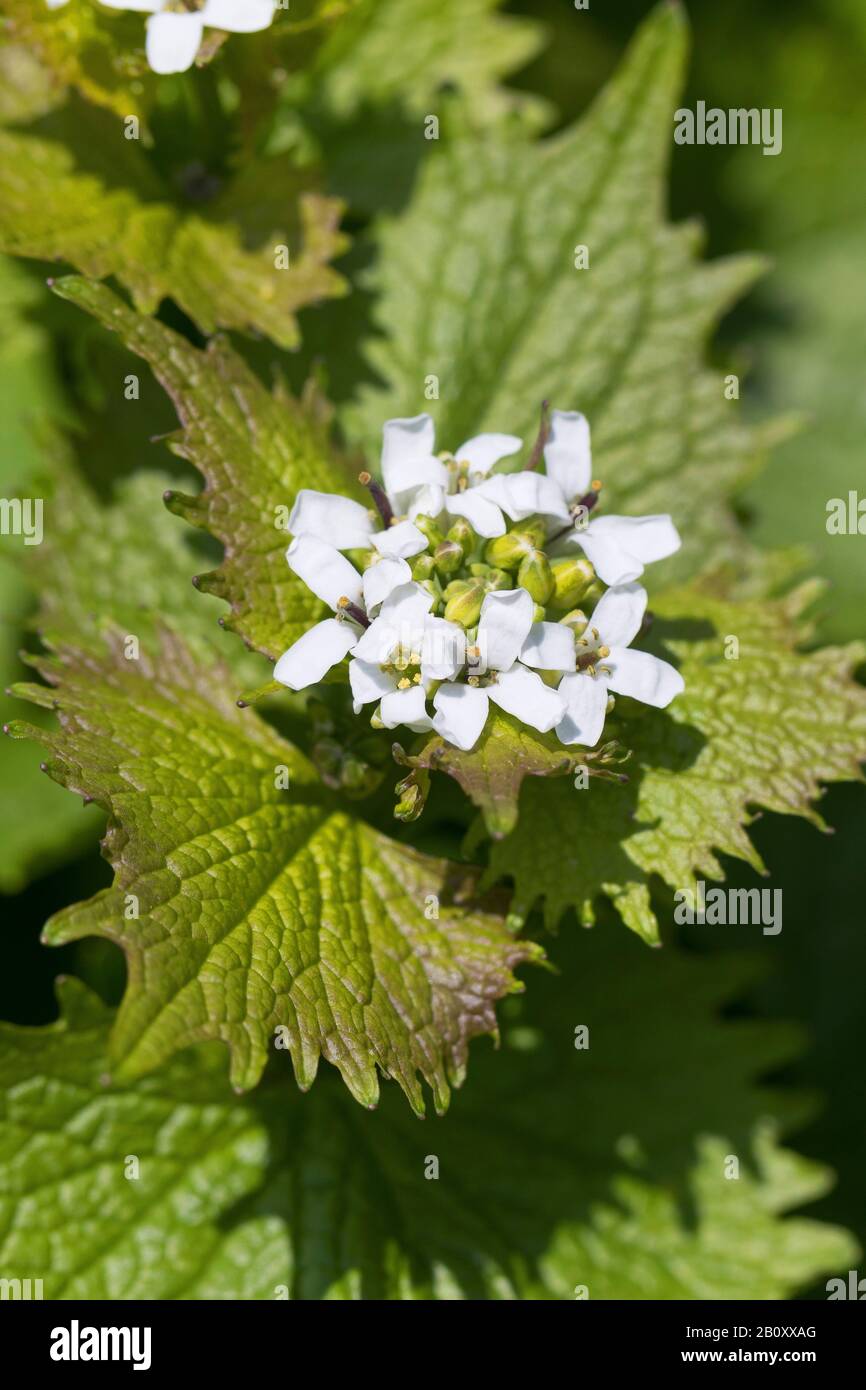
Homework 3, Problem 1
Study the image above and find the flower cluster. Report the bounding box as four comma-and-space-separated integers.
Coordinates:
45, 1, 276, 76
274, 410, 685, 752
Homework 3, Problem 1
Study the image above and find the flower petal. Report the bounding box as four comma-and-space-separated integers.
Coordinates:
361, 555, 411, 611
591, 513, 681, 563
378, 580, 435, 625
286, 535, 362, 609
520, 621, 576, 672
444, 488, 506, 538
381, 415, 447, 497
605, 647, 685, 708
380, 684, 433, 732
202, 0, 275, 33
145, 13, 205, 74
453, 432, 522, 480
348, 658, 395, 711
288, 489, 374, 550
274, 619, 357, 691
478, 472, 570, 522
372, 518, 427, 559
556, 672, 609, 747
406, 483, 447, 524
543, 409, 591, 504
477, 587, 534, 673
433, 682, 489, 751
590, 582, 647, 650
351, 582, 433, 662
421, 617, 466, 681
575, 514, 680, 585
488, 664, 565, 733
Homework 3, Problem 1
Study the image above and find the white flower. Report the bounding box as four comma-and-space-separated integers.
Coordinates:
96, 0, 275, 76
511, 409, 682, 586
432, 588, 570, 751
381, 414, 523, 538
272, 536, 368, 691
271, 412, 686, 754
557, 583, 684, 747
286, 489, 428, 611
348, 583, 466, 733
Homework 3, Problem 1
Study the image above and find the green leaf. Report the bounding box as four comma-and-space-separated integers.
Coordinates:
0, 256, 100, 893
309, 0, 548, 125
0, 930, 854, 1299
395, 714, 628, 840
484, 581, 866, 943
9, 626, 538, 1114
0, 41, 65, 126
344, 2, 770, 586
30, 462, 266, 691
0, 127, 347, 349
50, 275, 360, 659
1, 0, 153, 122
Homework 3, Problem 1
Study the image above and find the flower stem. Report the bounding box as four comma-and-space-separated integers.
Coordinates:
526, 400, 550, 471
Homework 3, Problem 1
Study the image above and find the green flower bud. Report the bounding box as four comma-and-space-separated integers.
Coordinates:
434, 539, 463, 575
549, 555, 595, 611
394, 767, 430, 823
486, 568, 511, 591
443, 578, 472, 602
444, 581, 486, 628
582, 580, 605, 608
560, 608, 588, 636
413, 513, 444, 549
483, 532, 531, 571
518, 516, 548, 549
446, 517, 476, 550
517, 548, 554, 605
533, 603, 547, 623
411, 553, 436, 581
416, 578, 438, 604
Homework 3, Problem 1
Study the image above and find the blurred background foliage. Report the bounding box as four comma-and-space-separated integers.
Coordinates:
0, 0, 863, 1296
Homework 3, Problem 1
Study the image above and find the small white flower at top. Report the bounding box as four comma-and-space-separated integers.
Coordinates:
48, 1, 277, 76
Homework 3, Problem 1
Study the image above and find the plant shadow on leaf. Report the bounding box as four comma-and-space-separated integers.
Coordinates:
217, 919, 839, 1299
480, 710, 706, 947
